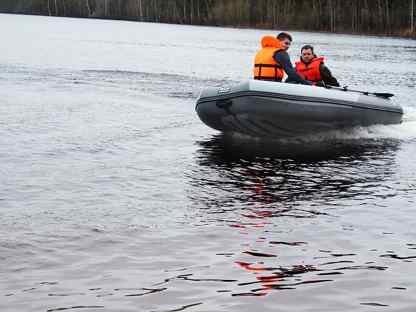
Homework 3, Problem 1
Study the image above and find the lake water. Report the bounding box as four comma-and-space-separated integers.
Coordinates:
1, 13, 416, 312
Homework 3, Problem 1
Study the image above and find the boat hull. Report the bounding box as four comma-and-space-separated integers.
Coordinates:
196, 80, 403, 139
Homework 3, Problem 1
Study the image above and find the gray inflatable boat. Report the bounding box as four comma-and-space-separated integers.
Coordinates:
195, 80, 403, 139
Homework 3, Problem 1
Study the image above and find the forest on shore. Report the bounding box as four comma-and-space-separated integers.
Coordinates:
1, 0, 415, 38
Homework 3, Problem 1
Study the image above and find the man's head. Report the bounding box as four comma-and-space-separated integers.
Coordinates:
300, 45, 315, 63
276, 32, 292, 51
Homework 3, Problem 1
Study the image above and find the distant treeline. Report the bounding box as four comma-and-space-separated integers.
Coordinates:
1, 0, 415, 37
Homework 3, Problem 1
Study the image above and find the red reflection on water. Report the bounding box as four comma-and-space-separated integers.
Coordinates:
235, 261, 275, 272
235, 261, 283, 296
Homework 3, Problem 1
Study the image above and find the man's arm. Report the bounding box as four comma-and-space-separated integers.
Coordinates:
274, 51, 312, 85
319, 63, 340, 87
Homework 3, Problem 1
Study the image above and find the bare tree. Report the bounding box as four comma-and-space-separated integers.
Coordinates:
86, 0, 92, 16
190, 0, 193, 24
137, 0, 143, 21
385, 0, 390, 33
62, 0, 66, 16
47, 0, 52, 15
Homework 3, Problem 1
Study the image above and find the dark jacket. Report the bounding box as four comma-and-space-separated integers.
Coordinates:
273, 50, 312, 85
318, 63, 340, 87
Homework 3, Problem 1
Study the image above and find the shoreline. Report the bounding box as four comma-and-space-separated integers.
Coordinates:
2, 12, 415, 40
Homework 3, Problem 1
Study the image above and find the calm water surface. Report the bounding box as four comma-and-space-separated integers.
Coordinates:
1, 13, 416, 312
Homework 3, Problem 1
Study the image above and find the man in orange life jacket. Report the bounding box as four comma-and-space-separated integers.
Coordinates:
253, 32, 311, 85
295, 45, 340, 87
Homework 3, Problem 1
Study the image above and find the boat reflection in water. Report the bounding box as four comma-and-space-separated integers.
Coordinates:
187, 133, 401, 297
192, 132, 400, 209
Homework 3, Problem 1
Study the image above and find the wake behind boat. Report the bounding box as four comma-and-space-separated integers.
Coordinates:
195, 80, 403, 139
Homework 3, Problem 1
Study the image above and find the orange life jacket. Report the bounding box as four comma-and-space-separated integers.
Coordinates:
295, 56, 324, 83
253, 36, 285, 81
